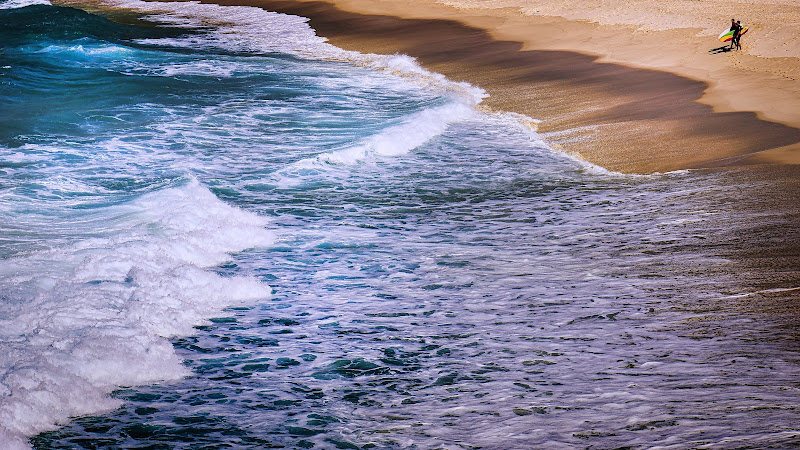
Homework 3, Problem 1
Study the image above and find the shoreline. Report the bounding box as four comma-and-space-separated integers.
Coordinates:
170, 0, 800, 174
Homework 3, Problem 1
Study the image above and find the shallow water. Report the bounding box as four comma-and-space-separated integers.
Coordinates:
1, 0, 799, 448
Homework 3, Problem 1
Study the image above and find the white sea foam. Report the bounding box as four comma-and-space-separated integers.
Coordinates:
157, 60, 244, 78
275, 102, 477, 185
96, 0, 486, 106
0, 0, 50, 9
0, 180, 273, 448
82, 0, 494, 185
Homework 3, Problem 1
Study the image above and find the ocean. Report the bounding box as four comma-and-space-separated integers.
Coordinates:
1, 0, 800, 448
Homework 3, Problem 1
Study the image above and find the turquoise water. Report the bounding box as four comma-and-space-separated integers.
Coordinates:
2, 1, 800, 448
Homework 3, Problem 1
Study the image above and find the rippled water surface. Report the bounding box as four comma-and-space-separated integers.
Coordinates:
1, 0, 799, 448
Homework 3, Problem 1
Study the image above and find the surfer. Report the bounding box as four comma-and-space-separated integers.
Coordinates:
733, 20, 743, 50
728, 19, 737, 49
729, 19, 742, 50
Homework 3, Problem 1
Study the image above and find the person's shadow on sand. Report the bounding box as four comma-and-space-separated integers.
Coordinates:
709, 46, 732, 54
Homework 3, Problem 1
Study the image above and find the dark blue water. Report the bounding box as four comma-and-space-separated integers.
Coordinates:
2, 1, 800, 448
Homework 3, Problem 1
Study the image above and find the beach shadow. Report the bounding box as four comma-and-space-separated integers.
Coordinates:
709, 46, 733, 55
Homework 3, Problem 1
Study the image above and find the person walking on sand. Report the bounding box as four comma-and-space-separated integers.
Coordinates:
728, 19, 739, 50
733, 20, 743, 50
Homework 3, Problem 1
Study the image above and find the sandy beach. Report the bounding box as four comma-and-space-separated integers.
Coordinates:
126, 0, 799, 174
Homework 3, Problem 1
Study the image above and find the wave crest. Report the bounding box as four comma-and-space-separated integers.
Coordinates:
0, 180, 273, 447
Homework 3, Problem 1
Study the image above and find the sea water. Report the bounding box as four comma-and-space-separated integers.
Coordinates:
1, 0, 800, 448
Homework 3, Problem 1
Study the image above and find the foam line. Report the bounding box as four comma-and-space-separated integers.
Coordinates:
96, 0, 487, 106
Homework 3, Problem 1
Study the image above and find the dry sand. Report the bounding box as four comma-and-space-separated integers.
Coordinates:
178, 0, 800, 173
